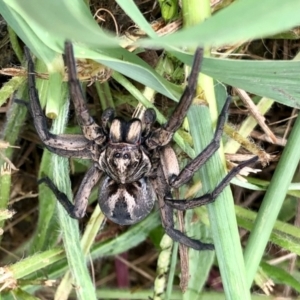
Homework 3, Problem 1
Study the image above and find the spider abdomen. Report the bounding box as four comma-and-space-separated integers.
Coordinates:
99, 176, 156, 225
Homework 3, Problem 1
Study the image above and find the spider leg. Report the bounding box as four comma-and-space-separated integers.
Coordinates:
39, 164, 102, 218
170, 96, 231, 188
146, 48, 203, 149
65, 41, 113, 143
165, 156, 258, 210
163, 48, 203, 133
141, 108, 156, 140
44, 144, 92, 159
153, 164, 214, 251
24, 47, 92, 159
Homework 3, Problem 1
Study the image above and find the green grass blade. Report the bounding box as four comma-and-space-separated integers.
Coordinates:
29, 150, 58, 252
0, 89, 28, 164
56, 206, 105, 298
174, 52, 300, 108
244, 113, 300, 286
1, 0, 117, 51
0, 163, 12, 234
182, 0, 251, 298
139, 0, 300, 48
29, 56, 66, 252
261, 262, 300, 292
153, 234, 173, 299
90, 212, 160, 258
183, 210, 215, 299
0, 83, 28, 244
0, 76, 25, 107
115, 0, 156, 38
166, 241, 179, 299
236, 206, 300, 255
188, 102, 251, 299
93, 289, 274, 299
50, 98, 96, 300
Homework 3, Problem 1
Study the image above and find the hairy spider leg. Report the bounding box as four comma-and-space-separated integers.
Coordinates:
156, 145, 215, 250
145, 48, 204, 149
39, 164, 102, 219
165, 156, 257, 210
144, 48, 258, 249
65, 41, 98, 128
170, 96, 231, 188
24, 47, 92, 159
162, 94, 258, 208
163, 48, 204, 133
65, 41, 114, 143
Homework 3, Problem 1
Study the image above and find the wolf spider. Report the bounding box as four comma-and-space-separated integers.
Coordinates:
26, 42, 257, 250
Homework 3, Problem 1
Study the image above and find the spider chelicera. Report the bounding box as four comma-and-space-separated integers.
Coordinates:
26, 42, 257, 251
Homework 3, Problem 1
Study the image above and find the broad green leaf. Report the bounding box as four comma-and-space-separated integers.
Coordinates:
138, 0, 300, 48
175, 51, 300, 108
1, 0, 300, 108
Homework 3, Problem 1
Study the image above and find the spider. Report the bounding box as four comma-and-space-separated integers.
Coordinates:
25, 42, 257, 251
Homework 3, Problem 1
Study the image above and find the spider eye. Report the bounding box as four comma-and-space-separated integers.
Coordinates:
114, 152, 121, 158
123, 153, 130, 159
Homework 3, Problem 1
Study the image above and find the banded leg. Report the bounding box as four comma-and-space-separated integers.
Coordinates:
44, 144, 92, 159
170, 96, 231, 188
39, 164, 102, 218
165, 156, 258, 210
65, 41, 114, 143
25, 47, 92, 159
146, 48, 203, 149
153, 165, 214, 250
163, 48, 203, 133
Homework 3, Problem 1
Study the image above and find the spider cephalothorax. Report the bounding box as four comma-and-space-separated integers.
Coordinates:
99, 118, 151, 184
26, 41, 257, 250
